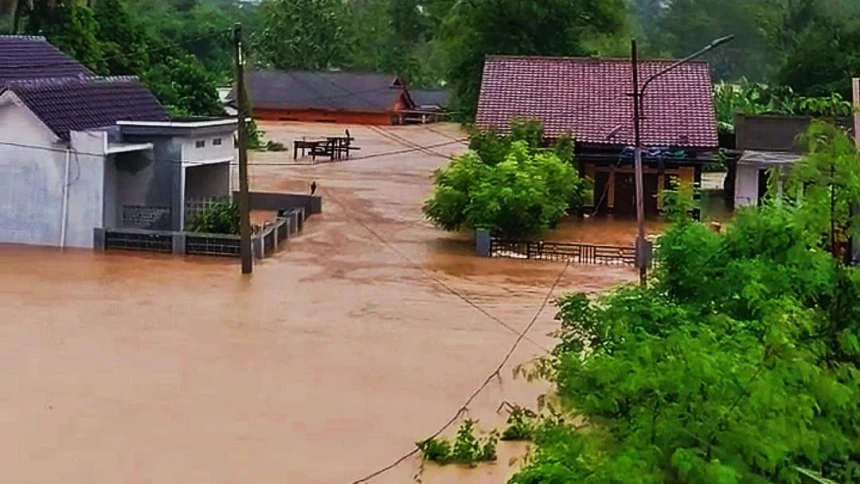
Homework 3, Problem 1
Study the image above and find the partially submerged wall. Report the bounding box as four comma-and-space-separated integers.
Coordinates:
232, 191, 322, 215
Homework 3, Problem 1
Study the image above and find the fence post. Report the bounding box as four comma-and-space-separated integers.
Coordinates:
173, 232, 186, 256
93, 228, 106, 251
476, 229, 491, 257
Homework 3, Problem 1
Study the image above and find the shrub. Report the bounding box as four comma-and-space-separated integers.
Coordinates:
423, 134, 584, 238
187, 201, 239, 235
416, 420, 498, 465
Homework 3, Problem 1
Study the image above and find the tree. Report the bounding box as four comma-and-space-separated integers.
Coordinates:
438, 0, 625, 119
423, 121, 584, 238
93, 0, 149, 74
140, 48, 224, 117
650, 0, 780, 81
508, 122, 860, 484
254, 0, 349, 71
776, 12, 860, 98
25, 0, 106, 73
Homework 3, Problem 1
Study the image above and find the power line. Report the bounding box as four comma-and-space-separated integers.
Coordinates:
345, 257, 571, 484
0, 137, 466, 166
366, 125, 452, 160
320, 187, 551, 354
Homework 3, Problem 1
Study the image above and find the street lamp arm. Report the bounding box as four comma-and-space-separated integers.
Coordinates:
639, 35, 734, 95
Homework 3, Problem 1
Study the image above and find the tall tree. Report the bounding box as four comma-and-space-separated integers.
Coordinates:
439, 0, 626, 119
254, 0, 349, 70
775, 2, 860, 98
651, 0, 780, 80
25, 0, 106, 72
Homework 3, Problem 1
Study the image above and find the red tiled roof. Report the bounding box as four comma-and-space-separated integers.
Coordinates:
475, 55, 718, 149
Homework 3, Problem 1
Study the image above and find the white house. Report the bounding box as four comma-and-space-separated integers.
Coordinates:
0, 77, 237, 249
733, 114, 854, 208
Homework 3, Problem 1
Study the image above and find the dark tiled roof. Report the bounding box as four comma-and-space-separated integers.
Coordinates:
4, 77, 169, 140
238, 69, 414, 112
412, 89, 451, 108
0, 35, 92, 82
476, 55, 718, 149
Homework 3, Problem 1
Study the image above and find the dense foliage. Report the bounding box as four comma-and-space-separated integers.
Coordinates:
713, 81, 854, 133
188, 201, 240, 235
439, 0, 626, 118
423, 121, 584, 239
416, 420, 499, 465
6, 0, 860, 123
509, 123, 860, 484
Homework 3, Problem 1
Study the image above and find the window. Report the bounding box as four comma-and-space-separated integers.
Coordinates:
195, 140, 205, 148
213, 138, 222, 146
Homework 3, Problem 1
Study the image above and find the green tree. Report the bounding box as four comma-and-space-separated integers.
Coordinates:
254, 0, 349, 70
93, 0, 149, 74
438, 0, 625, 119
508, 122, 860, 484
25, 0, 106, 73
140, 48, 224, 117
424, 122, 584, 238
776, 13, 860, 98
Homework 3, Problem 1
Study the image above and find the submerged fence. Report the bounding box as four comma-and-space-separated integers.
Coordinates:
96, 208, 305, 259
476, 230, 636, 266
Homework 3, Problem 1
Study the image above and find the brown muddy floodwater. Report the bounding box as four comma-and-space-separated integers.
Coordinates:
1, 123, 636, 484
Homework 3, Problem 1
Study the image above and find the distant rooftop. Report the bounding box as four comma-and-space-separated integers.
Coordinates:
412, 89, 450, 109
0, 35, 92, 82
234, 69, 414, 112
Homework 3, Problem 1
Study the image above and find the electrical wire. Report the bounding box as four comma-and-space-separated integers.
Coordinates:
0, 137, 466, 166
344, 255, 571, 484
367, 125, 452, 160
320, 187, 551, 354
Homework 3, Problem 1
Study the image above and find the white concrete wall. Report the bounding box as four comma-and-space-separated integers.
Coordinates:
180, 133, 234, 164
734, 164, 760, 208
0, 97, 104, 248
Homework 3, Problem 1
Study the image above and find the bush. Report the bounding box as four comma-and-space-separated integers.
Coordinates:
508, 194, 860, 483
417, 420, 498, 465
423, 121, 584, 239
265, 140, 287, 152
187, 201, 239, 235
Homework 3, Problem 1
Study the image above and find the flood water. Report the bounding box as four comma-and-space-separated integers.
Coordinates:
1, 123, 635, 484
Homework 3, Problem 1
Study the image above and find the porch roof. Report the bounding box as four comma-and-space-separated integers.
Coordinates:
106, 141, 152, 155
738, 150, 802, 166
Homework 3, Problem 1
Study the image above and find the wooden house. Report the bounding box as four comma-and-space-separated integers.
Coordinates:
237, 69, 416, 125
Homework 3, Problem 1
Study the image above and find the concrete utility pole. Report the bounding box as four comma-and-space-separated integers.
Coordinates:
630, 34, 734, 286
234, 23, 253, 274
630, 39, 647, 287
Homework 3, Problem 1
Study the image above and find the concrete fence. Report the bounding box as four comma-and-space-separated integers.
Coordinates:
95, 207, 306, 259
235, 191, 322, 215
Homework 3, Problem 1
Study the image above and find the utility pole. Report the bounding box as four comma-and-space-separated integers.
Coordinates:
631, 39, 648, 286
234, 23, 253, 274
628, 35, 734, 285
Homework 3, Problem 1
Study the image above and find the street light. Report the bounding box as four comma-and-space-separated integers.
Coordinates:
630, 35, 734, 286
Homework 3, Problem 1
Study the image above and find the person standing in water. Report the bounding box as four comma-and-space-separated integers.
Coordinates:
310, 181, 317, 195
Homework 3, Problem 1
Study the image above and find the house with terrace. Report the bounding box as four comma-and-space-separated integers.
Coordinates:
0, 36, 237, 249
475, 55, 720, 218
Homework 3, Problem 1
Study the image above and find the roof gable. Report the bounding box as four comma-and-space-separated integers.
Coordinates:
475, 55, 718, 149
6, 76, 170, 141
0, 35, 92, 82
241, 69, 414, 112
